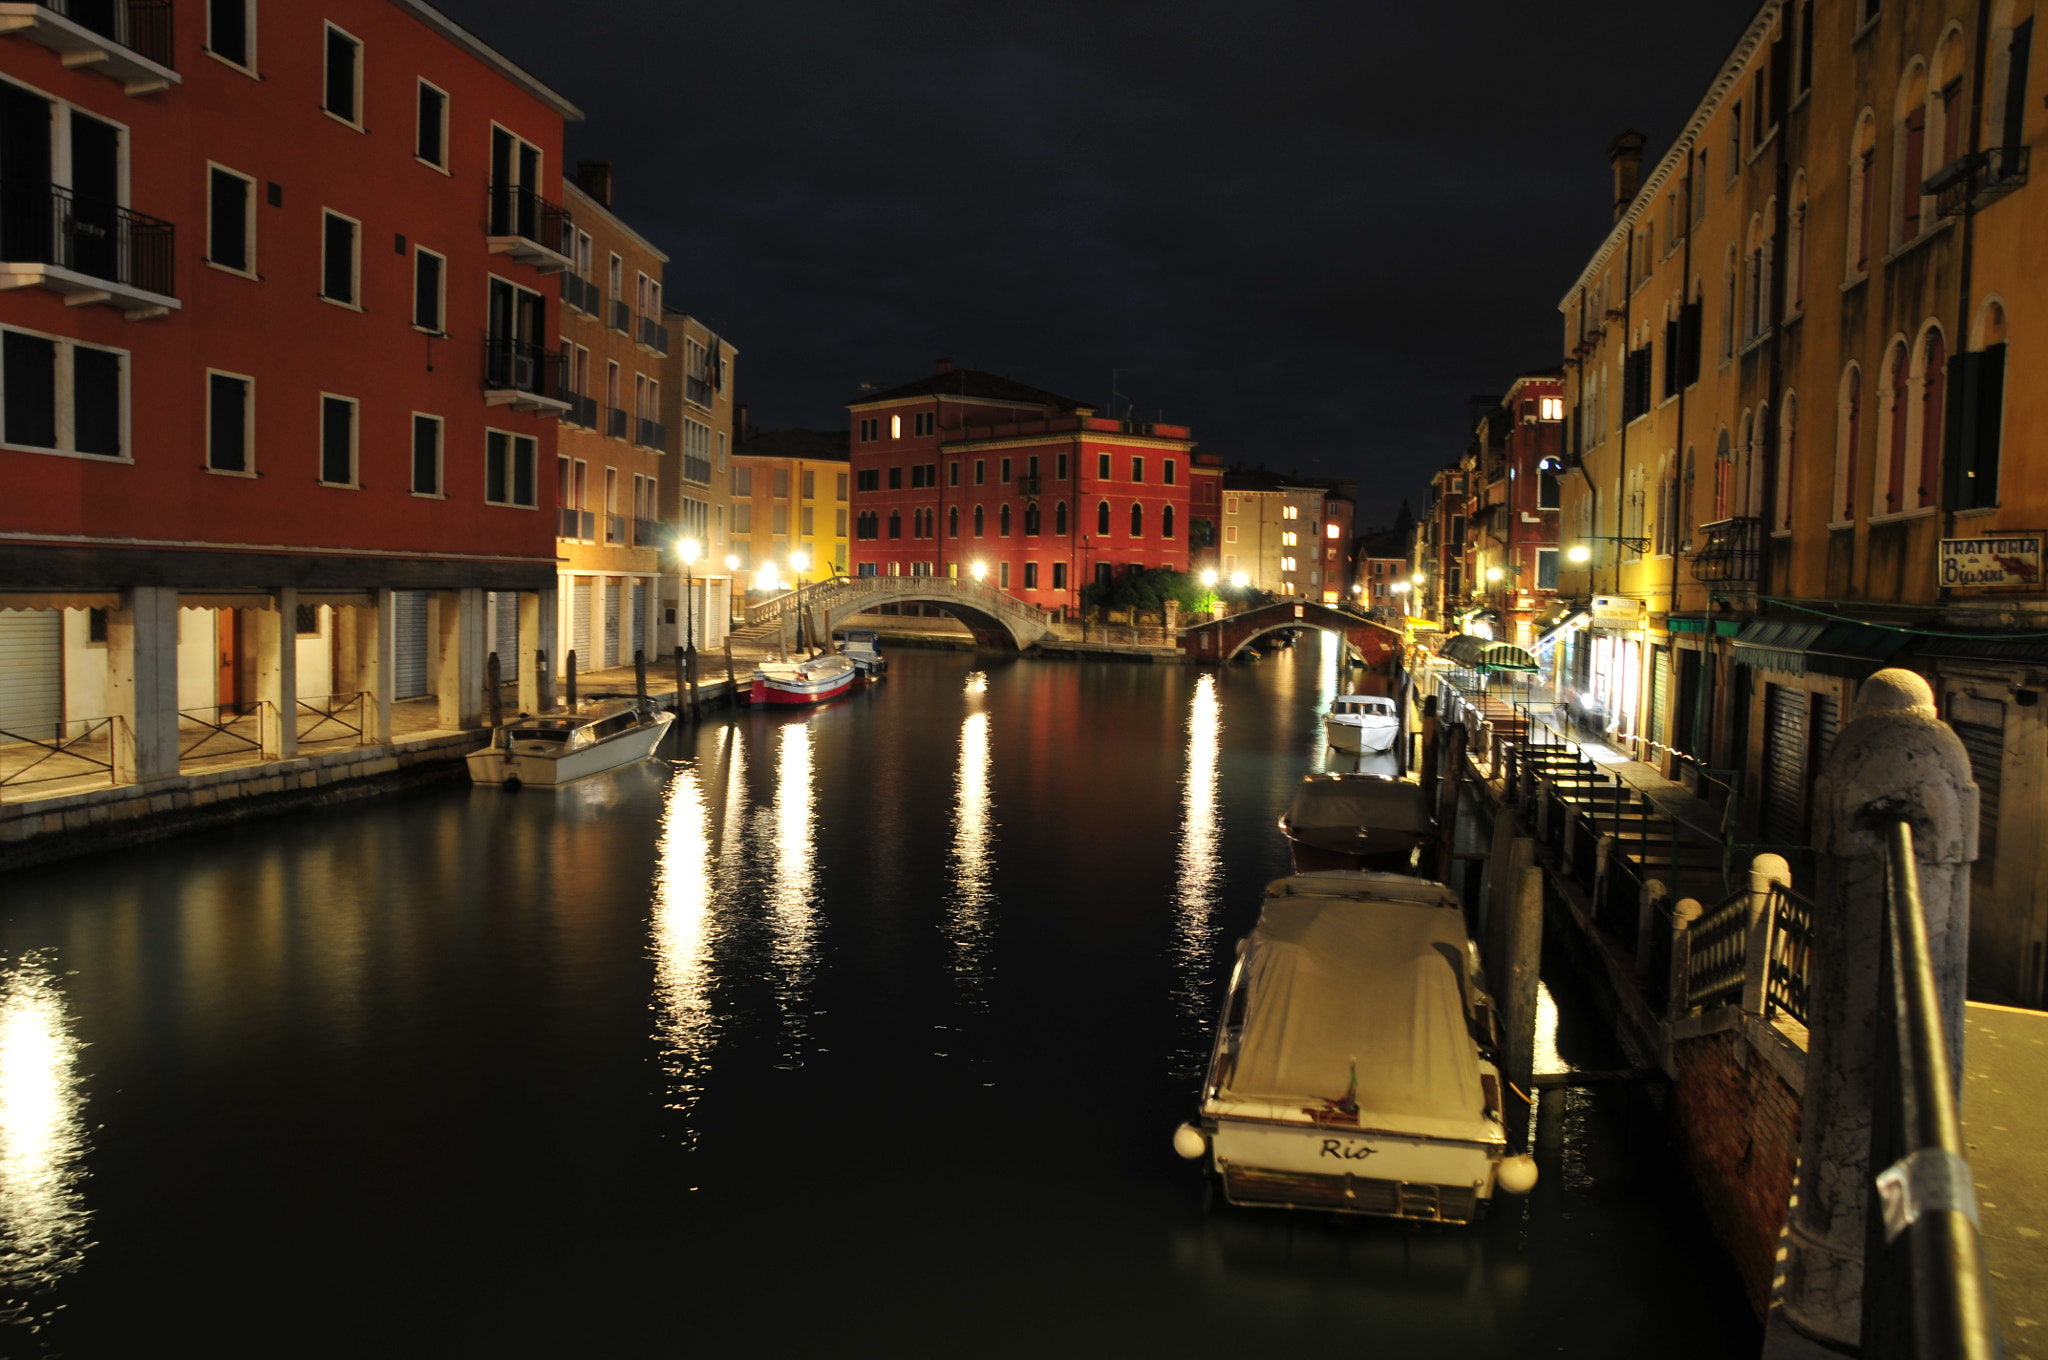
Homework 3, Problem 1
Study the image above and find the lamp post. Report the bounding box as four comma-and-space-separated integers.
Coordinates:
790, 551, 810, 655
725, 553, 741, 627
1567, 536, 1648, 594
678, 537, 700, 656
1200, 568, 1218, 619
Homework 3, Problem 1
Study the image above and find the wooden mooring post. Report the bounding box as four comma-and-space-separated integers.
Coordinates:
485, 652, 503, 727
565, 650, 577, 711
634, 649, 647, 703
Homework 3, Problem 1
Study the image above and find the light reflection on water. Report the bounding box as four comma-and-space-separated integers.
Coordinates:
1170, 672, 1224, 1077
945, 682, 995, 1012
652, 733, 722, 1144
764, 721, 819, 1066
0, 954, 88, 1332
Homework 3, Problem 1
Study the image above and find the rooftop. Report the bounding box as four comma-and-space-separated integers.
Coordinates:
850, 362, 1089, 413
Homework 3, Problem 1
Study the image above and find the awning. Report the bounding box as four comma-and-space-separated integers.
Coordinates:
1440, 634, 1541, 672
1668, 616, 1744, 636
1533, 610, 1588, 657
1732, 618, 1914, 678
1908, 634, 2048, 668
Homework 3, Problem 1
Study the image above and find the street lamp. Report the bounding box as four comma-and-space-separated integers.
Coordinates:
1568, 545, 1592, 563
677, 537, 700, 661
789, 551, 810, 654
971, 560, 987, 583
1230, 571, 1249, 589
725, 554, 741, 625
1486, 566, 1504, 582
1200, 569, 1217, 588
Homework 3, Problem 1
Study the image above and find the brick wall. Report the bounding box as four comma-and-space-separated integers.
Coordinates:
1668, 1026, 1803, 1319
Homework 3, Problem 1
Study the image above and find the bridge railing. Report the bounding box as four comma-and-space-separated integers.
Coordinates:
742, 574, 1050, 630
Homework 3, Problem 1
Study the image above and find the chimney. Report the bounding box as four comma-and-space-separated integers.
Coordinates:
576, 160, 613, 207
1608, 130, 1647, 222
935, 357, 953, 374
736, 404, 748, 441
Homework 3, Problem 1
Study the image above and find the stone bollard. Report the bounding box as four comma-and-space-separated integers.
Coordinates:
1666, 896, 1703, 1022
1740, 853, 1792, 1016
1635, 878, 1669, 983
1774, 669, 1978, 1352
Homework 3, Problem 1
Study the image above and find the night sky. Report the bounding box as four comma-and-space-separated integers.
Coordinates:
435, 0, 1760, 528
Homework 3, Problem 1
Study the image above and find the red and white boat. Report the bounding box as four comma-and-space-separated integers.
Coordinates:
749, 652, 857, 706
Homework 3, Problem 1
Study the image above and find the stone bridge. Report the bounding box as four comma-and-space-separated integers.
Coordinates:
1179, 599, 1404, 667
741, 575, 1057, 651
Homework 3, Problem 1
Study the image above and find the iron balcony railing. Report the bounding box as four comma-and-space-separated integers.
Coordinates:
561, 392, 597, 429
1017, 475, 1042, 496
483, 334, 566, 400
608, 298, 631, 333
632, 517, 663, 547
485, 183, 568, 252
559, 271, 599, 315
556, 507, 595, 541
606, 406, 628, 440
635, 417, 667, 452
605, 514, 625, 544
685, 375, 713, 408
0, 180, 175, 297
1927, 146, 2031, 220
636, 314, 669, 354
681, 455, 712, 485
38, 0, 174, 68
1690, 516, 1764, 584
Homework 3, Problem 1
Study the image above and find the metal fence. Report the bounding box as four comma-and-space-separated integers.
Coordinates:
0, 717, 121, 792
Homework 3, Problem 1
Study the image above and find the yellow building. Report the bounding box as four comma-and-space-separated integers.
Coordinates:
1555, 0, 2044, 1005
658, 313, 738, 649
730, 425, 852, 585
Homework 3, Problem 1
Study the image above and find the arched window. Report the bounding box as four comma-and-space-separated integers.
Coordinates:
1786, 173, 1808, 318
1746, 402, 1768, 518
1130, 502, 1144, 537
1161, 504, 1175, 539
973, 504, 985, 537
948, 505, 960, 538
1097, 500, 1110, 535
887, 510, 901, 540
1721, 245, 1739, 359
1989, 11, 2035, 179
1928, 30, 1966, 190
1913, 325, 1946, 509
999, 503, 1011, 537
1682, 445, 1697, 539
1893, 62, 1932, 247
1849, 111, 1877, 276
1743, 216, 1763, 343
1881, 338, 1910, 513
1954, 299, 2008, 511
1758, 199, 1775, 335
1775, 393, 1798, 533
1834, 362, 1862, 524
1714, 426, 1734, 521
1055, 501, 1068, 536
1024, 502, 1040, 535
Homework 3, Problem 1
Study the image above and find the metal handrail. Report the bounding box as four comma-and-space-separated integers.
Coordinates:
1862, 820, 2001, 1360
486, 183, 569, 251
0, 179, 176, 296
1682, 884, 1750, 1011
178, 703, 265, 761
0, 716, 120, 790
297, 692, 368, 746
1763, 881, 1815, 1027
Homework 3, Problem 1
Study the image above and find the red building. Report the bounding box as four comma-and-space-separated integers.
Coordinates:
847, 361, 1196, 614
1, 1, 578, 778
1468, 370, 1566, 644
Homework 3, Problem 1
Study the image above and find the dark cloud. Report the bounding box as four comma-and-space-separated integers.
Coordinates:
434, 0, 1758, 525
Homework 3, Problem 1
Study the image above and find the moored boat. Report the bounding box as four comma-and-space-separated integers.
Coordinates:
1279, 773, 1434, 875
1325, 694, 1400, 754
750, 652, 857, 706
837, 629, 888, 681
465, 699, 674, 787
1173, 870, 1536, 1222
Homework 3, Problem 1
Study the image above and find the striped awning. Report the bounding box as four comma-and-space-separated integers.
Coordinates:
1440, 634, 1540, 672
1732, 618, 1913, 678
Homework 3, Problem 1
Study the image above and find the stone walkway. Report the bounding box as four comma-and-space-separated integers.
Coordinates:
1964, 1001, 2047, 1356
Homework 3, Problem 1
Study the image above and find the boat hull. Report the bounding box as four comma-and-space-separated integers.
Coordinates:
1326, 717, 1399, 754
750, 671, 856, 706
1284, 831, 1426, 876
1210, 1119, 1498, 1223
466, 712, 673, 786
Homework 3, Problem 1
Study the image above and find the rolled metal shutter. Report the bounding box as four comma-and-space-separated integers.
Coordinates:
0, 609, 62, 736
1648, 646, 1670, 749
632, 581, 647, 660
571, 580, 593, 669
1950, 719, 2003, 863
603, 581, 621, 667
392, 592, 429, 699
1811, 692, 1840, 768
1761, 683, 1806, 844
490, 591, 518, 669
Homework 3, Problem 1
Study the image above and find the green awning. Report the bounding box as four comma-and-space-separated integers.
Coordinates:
1733, 618, 1914, 678
1440, 634, 1541, 672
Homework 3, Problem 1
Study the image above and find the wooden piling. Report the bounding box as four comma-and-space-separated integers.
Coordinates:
565, 650, 577, 711
485, 652, 503, 728
634, 649, 647, 703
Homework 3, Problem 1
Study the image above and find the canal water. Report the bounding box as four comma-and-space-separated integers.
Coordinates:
0, 637, 1757, 1357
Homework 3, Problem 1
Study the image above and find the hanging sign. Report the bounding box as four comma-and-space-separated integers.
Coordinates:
1940, 534, 2044, 591
1590, 595, 1643, 630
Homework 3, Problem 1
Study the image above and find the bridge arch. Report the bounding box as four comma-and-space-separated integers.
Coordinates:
744, 576, 1057, 652
1178, 600, 1404, 669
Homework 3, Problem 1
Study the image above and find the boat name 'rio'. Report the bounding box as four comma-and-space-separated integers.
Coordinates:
1319, 1140, 1379, 1161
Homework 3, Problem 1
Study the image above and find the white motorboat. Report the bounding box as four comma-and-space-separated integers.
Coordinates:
1175, 871, 1536, 1223
750, 652, 856, 706
465, 699, 674, 786
837, 629, 888, 680
1326, 694, 1400, 753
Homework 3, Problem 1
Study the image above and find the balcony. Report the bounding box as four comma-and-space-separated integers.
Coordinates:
636, 313, 668, 355
559, 391, 597, 429
681, 454, 711, 485
559, 271, 599, 316
605, 405, 628, 440
633, 517, 664, 547
1690, 516, 1764, 584
635, 417, 667, 452
0, 1, 177, 95
1017, 475, 1041, 496
1928, 146, 2030, 220
608, 298, 631, 334
483, 334, 569, 415
557, 507, 595, 541
0, 180, 176, 317
685, 374, 713, 409
605, 513, 625, 544
485, 184, 571, 273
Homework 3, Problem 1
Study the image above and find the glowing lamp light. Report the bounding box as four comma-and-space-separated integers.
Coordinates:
789, 551, 809, 574
756, 564, 779, 592
1200, 569, 1217, 588
1230, 572, 1249, 589
724, 554, 740, 573
971, 561, 988, 582
678, 538, 700, 566
1391, 581, 1410, 594
1569, 545, 1592, 563
1486, 567, 1504, 582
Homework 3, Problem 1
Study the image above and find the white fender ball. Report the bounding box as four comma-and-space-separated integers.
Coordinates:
1172, 1123, 1208, 1161
1496, 1153, 1539, 1194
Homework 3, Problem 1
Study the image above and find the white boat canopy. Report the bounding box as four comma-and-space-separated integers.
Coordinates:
1283, 776, 1432, 834
1221, 873, 1489, 1142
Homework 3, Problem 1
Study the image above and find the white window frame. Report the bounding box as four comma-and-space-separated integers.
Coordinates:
415, 78, 450, 172
319, 208, 362, 310
0, 323, 132, 464
322, 23, 365, 130
205, 162, 257, 277
317, 393, 360, 488
410, 411, 445, 498
413, 245, 447, 335
204, 368, 256, 477
205, 0, 258, 75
